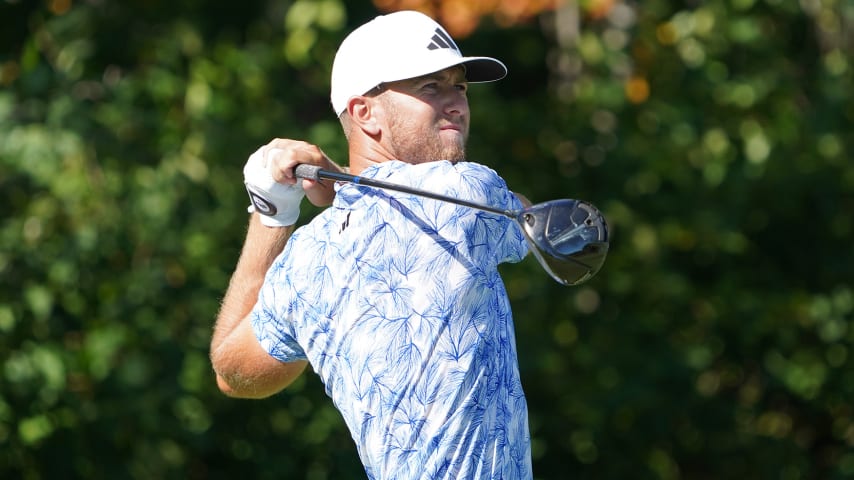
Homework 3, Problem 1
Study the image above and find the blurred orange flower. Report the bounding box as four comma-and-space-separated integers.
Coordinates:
372, 0, 566, 37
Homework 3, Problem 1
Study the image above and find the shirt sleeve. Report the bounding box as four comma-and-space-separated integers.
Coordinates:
249, 243, 308, 363
449, 162, 529, 264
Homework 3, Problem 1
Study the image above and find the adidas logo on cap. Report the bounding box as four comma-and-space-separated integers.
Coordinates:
426, 28, 459, 52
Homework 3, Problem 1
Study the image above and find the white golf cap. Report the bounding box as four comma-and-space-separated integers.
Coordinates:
330, 10, 507, 115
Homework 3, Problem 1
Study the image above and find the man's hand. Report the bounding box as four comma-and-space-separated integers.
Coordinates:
243, 139, 340, 227
255, 139, 339, 206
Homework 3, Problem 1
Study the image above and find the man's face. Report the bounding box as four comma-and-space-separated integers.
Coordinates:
374, 66, 470, 164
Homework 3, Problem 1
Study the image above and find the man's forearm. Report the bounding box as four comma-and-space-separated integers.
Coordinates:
211, 214, 294, 353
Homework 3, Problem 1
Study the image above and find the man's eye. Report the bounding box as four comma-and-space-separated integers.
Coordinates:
455, 84, 468, 92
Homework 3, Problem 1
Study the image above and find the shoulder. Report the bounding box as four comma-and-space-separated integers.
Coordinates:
417, 160, 503, 179
370, 160, 501, 179
389, 161, 509, 191
448, 161, 507, 188
361, 160, 519, 210
443, 162, 515, 206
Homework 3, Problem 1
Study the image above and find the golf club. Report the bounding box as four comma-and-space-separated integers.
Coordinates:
295, 164, 609, 285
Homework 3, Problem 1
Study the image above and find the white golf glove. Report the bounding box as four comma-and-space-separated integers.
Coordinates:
243, 150, 305, 227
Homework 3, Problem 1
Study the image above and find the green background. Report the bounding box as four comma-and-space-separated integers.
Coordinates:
1, 0, 852, 478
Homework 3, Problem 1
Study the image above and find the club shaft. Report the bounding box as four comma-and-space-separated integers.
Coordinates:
296, 164, 515, 218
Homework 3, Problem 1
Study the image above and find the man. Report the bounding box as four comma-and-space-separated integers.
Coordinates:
211, 10, 533, 479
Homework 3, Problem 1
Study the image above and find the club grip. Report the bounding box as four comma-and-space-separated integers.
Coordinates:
294, 164, 321, 180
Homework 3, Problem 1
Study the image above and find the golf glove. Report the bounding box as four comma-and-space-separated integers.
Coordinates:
243, 150, 305, 227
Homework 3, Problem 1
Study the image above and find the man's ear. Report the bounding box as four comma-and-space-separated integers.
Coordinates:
347, 96, 381, 136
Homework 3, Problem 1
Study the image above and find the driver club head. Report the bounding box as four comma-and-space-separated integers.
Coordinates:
518, 199, 609, 286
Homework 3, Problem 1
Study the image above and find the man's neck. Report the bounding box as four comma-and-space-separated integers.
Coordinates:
347, 144, 397, 176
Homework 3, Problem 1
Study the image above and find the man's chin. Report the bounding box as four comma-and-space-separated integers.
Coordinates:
403, 143, 466, 164
441, 144, 466, 163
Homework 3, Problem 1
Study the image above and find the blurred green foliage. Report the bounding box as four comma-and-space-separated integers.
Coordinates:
1, 0, 852, 478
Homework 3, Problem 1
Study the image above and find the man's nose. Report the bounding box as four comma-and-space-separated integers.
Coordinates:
443, 89, 468, 117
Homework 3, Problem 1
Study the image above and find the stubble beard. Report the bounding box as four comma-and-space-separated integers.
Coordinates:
398, 131, 466, 165
384, 104, 468, 164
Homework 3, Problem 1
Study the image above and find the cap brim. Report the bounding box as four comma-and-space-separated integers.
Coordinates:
460, 57, 507, 83
382, 55, 507, 86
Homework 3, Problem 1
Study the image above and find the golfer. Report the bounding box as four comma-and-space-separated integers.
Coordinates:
211, 10, 533, 479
